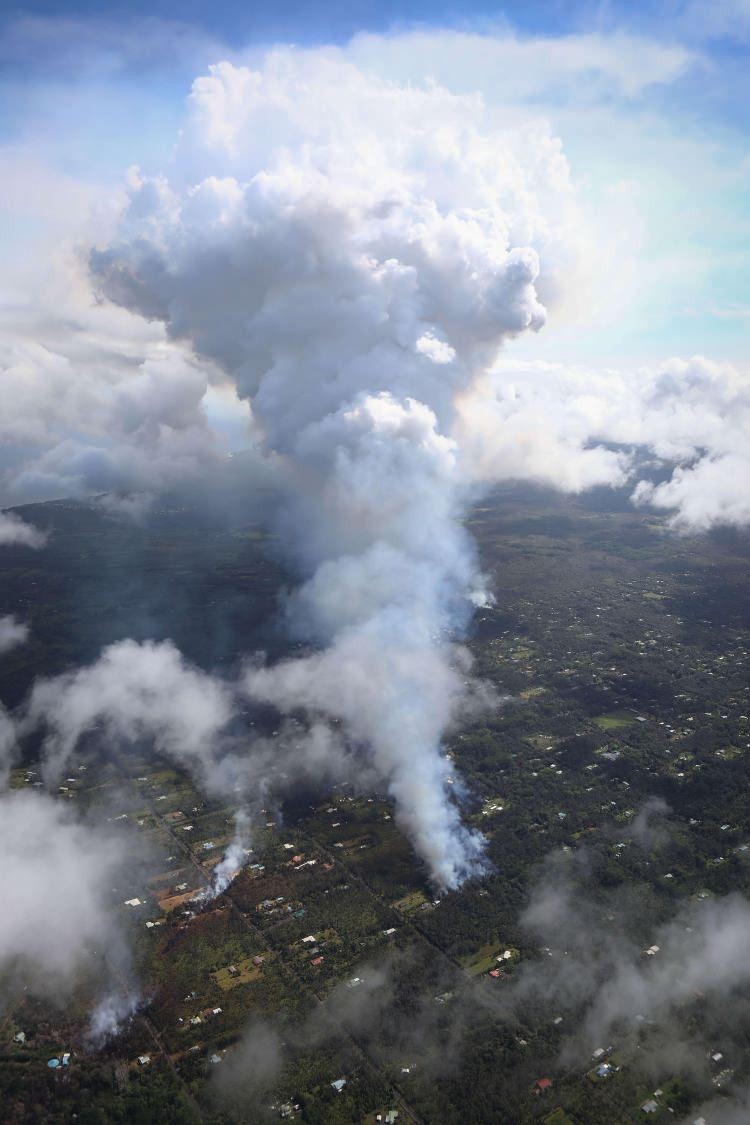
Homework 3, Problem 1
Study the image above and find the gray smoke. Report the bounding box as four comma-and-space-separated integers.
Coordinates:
88, 987, 141, 1045
22, 637, 379, 812
213, 959, 396, 1110
0, 705, 15, 786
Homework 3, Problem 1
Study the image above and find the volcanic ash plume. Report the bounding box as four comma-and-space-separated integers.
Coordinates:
91, 54, 582, 888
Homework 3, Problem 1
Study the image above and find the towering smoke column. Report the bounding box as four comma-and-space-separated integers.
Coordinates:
91, 54, 581, 888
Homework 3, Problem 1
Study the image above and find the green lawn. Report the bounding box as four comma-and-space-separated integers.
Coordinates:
593, 711, 636, 730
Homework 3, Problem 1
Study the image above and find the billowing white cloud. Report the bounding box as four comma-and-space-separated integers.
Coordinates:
0, 34, 740, 529
0, 310, 223, 503
0, 142, 241, 506
459, 353, 750, 530
87, 54, 590, 886
627, 358, 750, 528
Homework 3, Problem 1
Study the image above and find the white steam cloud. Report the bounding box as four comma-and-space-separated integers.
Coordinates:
86, 55, 587, 887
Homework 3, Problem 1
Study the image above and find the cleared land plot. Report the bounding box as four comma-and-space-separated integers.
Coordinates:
210, 956, 266, 991
159, 890, 201, 913
391, 890, 429, 915
461, 943, 517, 977
592, 711, 636, 730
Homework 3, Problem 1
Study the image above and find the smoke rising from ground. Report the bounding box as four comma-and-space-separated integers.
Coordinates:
22, 633, 386, 803
85, 55, 593, 887
209, 808, 252, 898
0, 706, 14, 787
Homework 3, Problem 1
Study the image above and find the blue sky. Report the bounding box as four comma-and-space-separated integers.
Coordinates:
5, 0, 748, 49
2, 1, 590, 45
0, 0, 748, 366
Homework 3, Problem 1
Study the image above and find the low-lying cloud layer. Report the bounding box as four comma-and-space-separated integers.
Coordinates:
0, 528, 141, 1037
26, 637, 234, 784
466, 354, 750, 530
514, 844, 750, 1067
0, 790, 129, 998
0, 511, 46, 547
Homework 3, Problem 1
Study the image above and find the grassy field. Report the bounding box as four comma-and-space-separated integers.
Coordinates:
592, 711, 636, 730
210, 957, 264, 991
544, 1110, 576, 1125
460, 942, 516, 977
527, 733, 559, 749
520, 686, 546, 699
391, 890, 429, 914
